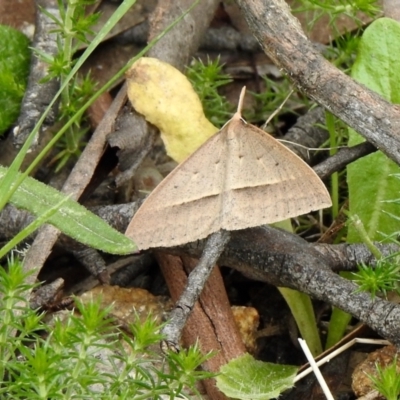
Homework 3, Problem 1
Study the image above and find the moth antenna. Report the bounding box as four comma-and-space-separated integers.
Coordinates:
237, 86, 246, 116
262, 89, 294, 129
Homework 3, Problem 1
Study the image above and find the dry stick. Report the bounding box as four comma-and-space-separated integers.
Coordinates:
4, 200, 400, 339
65, 255, 144, 296
235, 0, 400, 166
160, 230, 231, 350
180, 255, 247, 357
296, 337, 390, 382
167, 226, 400, 346
278, 106, 374, 178
70, 244, 110, 284
0, 0, 61, 168
29, 278, 65, 310
21, 85, 128, 285
107, 107, 158, 188
120, 21, 261, 53
3, 202, 398, 275
281, 107, 328, 161
314, 241, 399, 272
314, 142, 376, 180
298, 339, 335, 400
13, 0, 61, 150
147, 0, 220, 70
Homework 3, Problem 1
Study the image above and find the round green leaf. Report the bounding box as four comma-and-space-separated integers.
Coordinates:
216, 353, 298, 400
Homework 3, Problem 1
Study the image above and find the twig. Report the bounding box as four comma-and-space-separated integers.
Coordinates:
70, 244, 110, 284
2, 202, 397, 275
3, 200, 400, 343
119, 22, 260, 52
65, 255, 147, 296
21, 84, 128, 285
166, 226, 400, 346
296, 338, 390, 382
298, 339, 335, 400
281, 107, 328, 161
160, 230, 231, 350
314, 142, 376, 179
29, 277, 64, 309
147, 0, 220, 69
314, 241, 399, 272
13, 0, 61, 149
107, 107, 158, 188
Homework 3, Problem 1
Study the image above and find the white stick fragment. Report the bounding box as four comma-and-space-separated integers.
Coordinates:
298, 338, 335, 400
295, 338, 390, 382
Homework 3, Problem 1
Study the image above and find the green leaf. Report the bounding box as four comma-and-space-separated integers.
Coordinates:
347, 18, 400, 242
0, 166, 136, 254
0, 193, 71, 259
216, 353, 298, 400
0, 24, 30, 135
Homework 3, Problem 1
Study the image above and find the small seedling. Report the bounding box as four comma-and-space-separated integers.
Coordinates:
353, 259, 400, 299
37, 0, 100, 171
186, 57, 233, 127
369, 356, 400, 400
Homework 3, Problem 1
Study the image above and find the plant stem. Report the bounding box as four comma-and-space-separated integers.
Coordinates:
274, 219, 323, 356
326, 111, 339, 218
279, 287, 323, 356
349, 214, 383, 260
61, 0, 77, 155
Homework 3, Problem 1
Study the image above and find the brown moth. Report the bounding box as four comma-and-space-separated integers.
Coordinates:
125, 88, 332, 250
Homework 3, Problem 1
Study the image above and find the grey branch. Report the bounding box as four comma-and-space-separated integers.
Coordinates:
13, 0, 61, 149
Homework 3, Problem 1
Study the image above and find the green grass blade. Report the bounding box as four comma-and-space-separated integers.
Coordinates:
0, 195, 71, 259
